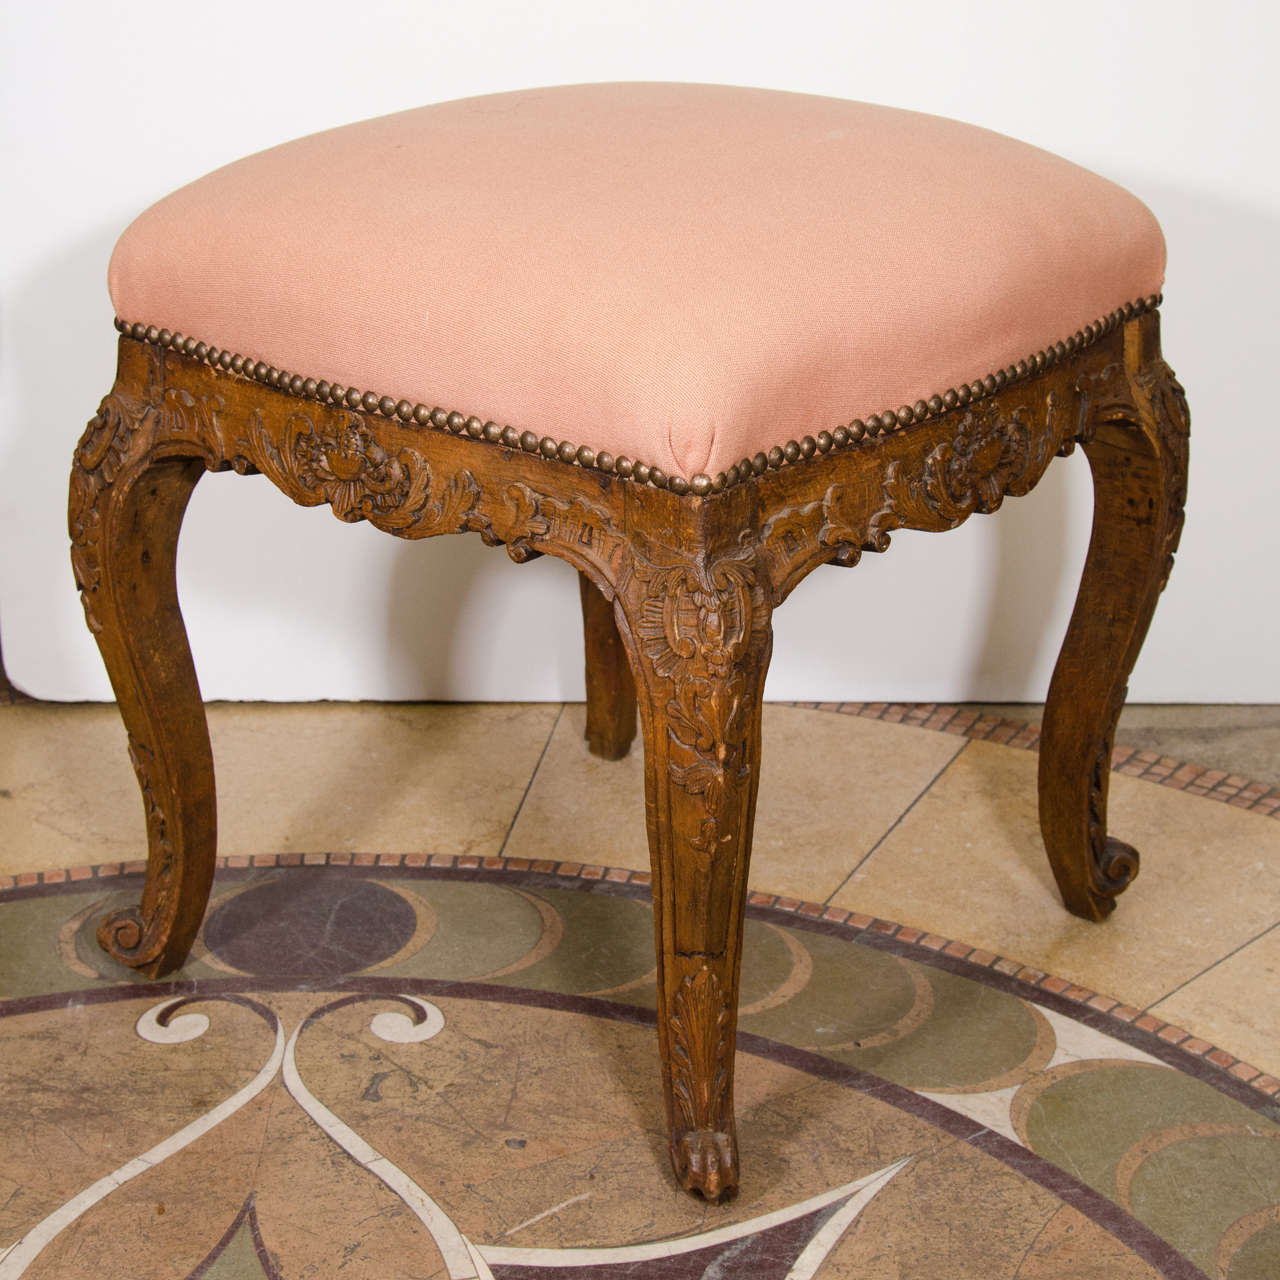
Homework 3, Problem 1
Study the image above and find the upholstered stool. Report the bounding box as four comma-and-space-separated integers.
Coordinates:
71, 83, 1188, 1201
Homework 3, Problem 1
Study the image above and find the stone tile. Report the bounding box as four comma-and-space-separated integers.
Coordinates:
0, 702, 559, 874
830, 739, 1280, 1009
502, 703, 963, 900
1150, 924, 1280, 1078
961, 702, 1280, 787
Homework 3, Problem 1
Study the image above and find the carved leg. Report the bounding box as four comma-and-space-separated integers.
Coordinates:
1039, 318, 1189, 920
69, 401, 216, 977
613, 534, 773, 1200
578, 571, 636, 760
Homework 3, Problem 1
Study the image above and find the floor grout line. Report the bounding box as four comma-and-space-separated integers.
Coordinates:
822, 737, 970, 906
1144, 918, 1279, 1013
496, 703, 565, 858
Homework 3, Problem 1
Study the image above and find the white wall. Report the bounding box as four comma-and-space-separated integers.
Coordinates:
3, 0, 1276, 703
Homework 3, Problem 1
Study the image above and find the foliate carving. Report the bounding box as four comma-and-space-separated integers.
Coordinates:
757, 397, 1069, 603
880, 400, 1057, 533
631, 537, 762, 680
1137, 361, 1190, 452
627, 536, 768, 871
69, 392, 156, 633
668, 967, 733, 1134
158, 388, 225, 464
500, 483, 550, 562
1135, 361, 1191, 591
757, 484, 884, 597
667, 673, 752, 864
818, 482, 891, 563
234, 410, 480, 537
74, 393, 154, 486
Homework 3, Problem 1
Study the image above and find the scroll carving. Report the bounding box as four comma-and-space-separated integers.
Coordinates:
878, 399, 1062, 535
499, 483, 550, 562
499, 483, 625, 581
233, 410, 481, 538
1086, 730, 1140, 896
98, 735, 178, 961
1074, 361, 1132, 442
1135, 361, 1191, 590
819, 482, 891, 561
755, 484, 886, 601
758, 395, 1071, 602
71, 324, 1186, 1202
1041, 339, 1188, 921
668, 967, 733, 1135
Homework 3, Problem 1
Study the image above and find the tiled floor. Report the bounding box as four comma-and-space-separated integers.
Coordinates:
1, 698, 1276, 1076
1, 697, 1278, 1278
14, 862, 1277, 1278
968, 702, 1280, 790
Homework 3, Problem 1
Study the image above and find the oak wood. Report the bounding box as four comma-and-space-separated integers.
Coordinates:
70, 314, 1186, 1198
578, 571, 637, 759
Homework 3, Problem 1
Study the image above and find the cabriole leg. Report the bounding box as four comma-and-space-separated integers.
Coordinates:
1039, 317, 1189, 920
578, 571, 636, 759
614, 536, 773, 1200
70, 399, 216, 977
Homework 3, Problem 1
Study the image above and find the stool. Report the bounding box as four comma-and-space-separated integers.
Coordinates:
70, 83, 1188, 1201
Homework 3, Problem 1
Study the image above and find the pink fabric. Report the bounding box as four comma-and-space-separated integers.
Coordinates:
110, 83, 1165, 478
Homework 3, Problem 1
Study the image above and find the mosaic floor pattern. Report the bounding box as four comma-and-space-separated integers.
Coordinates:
1, 861, 1277, 1279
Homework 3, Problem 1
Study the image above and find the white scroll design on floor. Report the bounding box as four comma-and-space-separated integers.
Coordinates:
1, 991, 907, 1279
476, 1157, 909, 1273
0, 996, 284, 1278
281, 996, 494, 1280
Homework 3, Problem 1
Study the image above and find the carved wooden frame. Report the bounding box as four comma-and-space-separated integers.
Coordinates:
70, 310, 1188, 1200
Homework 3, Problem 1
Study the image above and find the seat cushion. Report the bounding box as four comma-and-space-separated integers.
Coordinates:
109, 83, 1164, 480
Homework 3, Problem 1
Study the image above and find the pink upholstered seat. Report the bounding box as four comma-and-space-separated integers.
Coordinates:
109, 83, 1164, 481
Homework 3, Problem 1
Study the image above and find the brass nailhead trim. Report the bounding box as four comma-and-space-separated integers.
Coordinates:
116, 295, 1161, 496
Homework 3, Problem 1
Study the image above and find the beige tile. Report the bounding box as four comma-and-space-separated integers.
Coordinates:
1150, 924, 1280, 1078
500, 703, 650, 875
830, 739, 1280, 1008
0, 702, 559, 874
503, 703, 963, 901
964, 702, 1280, 787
